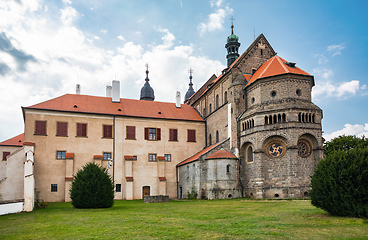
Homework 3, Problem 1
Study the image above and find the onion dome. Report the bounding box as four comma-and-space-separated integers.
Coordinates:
184, 68, 195, 103
140, 66, 155, 101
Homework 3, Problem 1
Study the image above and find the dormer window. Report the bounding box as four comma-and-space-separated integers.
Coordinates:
284, 62, 296, 68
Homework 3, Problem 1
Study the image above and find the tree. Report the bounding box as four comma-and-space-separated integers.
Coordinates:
70, 162, 114, 208
310, 135, 368, 218
324, 135, 368, 157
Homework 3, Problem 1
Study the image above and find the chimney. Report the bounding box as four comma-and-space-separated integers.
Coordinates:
112, 81, 120, 103
175, 91, 181, 108
106, 85, 112, 98
76, 84, 81, 95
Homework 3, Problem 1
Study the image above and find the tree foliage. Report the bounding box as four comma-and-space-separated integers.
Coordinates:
70, 162, 114, 209
324, 135, 368, 157
310, 135, 368, 218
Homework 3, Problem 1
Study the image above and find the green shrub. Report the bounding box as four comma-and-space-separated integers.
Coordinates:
310, 147, 368, 218
187, 187, 198, 199
70, 162, 114, 208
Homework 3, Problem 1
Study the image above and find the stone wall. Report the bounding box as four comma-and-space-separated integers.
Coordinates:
144, 195, 169, 203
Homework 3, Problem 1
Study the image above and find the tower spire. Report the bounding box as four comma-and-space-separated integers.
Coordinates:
140, 63, 155, 101
184, 68, 195, 103
225, 16, 241, 67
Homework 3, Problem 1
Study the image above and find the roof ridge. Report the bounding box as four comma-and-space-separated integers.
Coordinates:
276, 56, 289, 73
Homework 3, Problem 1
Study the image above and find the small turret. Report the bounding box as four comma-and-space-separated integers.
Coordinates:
184, 68, 195, 103
225, 19, 240, 67
140, 63, 155, 101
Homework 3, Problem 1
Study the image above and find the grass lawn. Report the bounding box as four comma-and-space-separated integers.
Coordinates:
0, 199, 367, 239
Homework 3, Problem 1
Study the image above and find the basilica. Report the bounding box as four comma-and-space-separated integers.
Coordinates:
0, 24, 323, 205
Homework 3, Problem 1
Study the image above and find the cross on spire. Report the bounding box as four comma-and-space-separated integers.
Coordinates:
145, 63, 149, 81
230, 16, 235, 34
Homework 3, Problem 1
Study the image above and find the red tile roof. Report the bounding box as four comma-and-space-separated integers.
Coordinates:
0, 133, 24, 147
246, 56, 311, 87
176, 141, 223, 166
206, 149, 237, 159
24, 94, 204, 122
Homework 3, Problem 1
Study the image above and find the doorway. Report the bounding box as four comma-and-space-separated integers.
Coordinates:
142, 186, 150, 199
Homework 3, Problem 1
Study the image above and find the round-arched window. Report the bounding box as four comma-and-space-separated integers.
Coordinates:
298, 139, 312, 158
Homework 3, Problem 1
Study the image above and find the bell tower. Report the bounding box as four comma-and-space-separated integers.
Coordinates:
225, 17, 240, 67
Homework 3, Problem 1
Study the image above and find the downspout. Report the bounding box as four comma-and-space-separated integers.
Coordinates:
113, 115, 116, 183
176, 165, 179, 198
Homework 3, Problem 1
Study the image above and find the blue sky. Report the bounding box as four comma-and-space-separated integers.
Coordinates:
0, 0, 367, 142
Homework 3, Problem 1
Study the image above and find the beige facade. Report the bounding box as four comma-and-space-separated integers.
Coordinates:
22, 100, 205, 202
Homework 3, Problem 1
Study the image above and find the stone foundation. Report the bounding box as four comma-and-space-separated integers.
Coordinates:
144, 195, 169, 203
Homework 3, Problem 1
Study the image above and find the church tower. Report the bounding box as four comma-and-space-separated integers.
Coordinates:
225, 22, 240, 67
140, 64, 155, 101
184, 68, 195, 103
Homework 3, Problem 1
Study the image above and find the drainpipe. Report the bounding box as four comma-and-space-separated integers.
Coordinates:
112, 115, 116, 183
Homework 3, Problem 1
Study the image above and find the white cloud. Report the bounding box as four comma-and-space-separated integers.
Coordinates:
100, 29, 107, 34
198, 2, 233, 36
314, 54, 328, 65
60, 6, 78, 25
0, 0, 225, 141
323, 123, 368, 141
210, 0, 223, 8
94, 36, 100, 40
327, 43, 345, 56
313, 80, 366, 99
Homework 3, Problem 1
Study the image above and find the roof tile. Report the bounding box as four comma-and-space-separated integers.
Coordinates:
246, 56, 311, 87
206, 149, 237, 159
25, 94, 204, 122
0, 133, 24, 147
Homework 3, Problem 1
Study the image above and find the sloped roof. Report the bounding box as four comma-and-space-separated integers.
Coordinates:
206, 149, 237, 159
0, 133, 24, 147
186, 34, 276, 105
246, 56, 312, 87
176, 141, 223, 167
24, 94, 204, 122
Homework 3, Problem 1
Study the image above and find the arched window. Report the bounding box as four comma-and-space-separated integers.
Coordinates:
192, 164, 196, 178
278, 114, 281, 123
203, 108, 206, 116
298, 113, 301, 122
302, 113, 305, 122
226, 164, 230, 174
186, 166, 189, 179
312, 114, 315, 123
309, 114, 312, 123
273, 115, 277, 124
282, 113, 286, 123
209, 134, 212, 146
224, 91, 228, 103
216, 130, 219, 143
247, 146, 253, 163
209, 104, 212, 113
216, 94, 219, 109
269, 115, 273, 124
265, 116, 268, 125
252, 119, 254, 128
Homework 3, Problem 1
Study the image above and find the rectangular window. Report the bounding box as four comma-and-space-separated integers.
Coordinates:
116, 184, 121, 192
144, 128, 161, 141
51, 184, 57, 192
169, 129, 178, 141
126, 126, 136, 140
2, 151, 10, 161
148, 153, 157, 162
132, 155, 137, 160
103, 152, 112, 160
35, 120, 47, 135
187, 129, 196, 142
56, 151, 66, 160
76, 123, 87, 137
164, 154, 171, 162
56, 122, 68, 136
103, 125, 113, 138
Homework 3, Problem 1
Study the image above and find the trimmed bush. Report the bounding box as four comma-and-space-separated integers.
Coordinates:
70, 162, 114, 208
310, 147, 368, 218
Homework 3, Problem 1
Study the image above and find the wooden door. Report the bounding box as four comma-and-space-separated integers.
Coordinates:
142, 186, 150, 198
